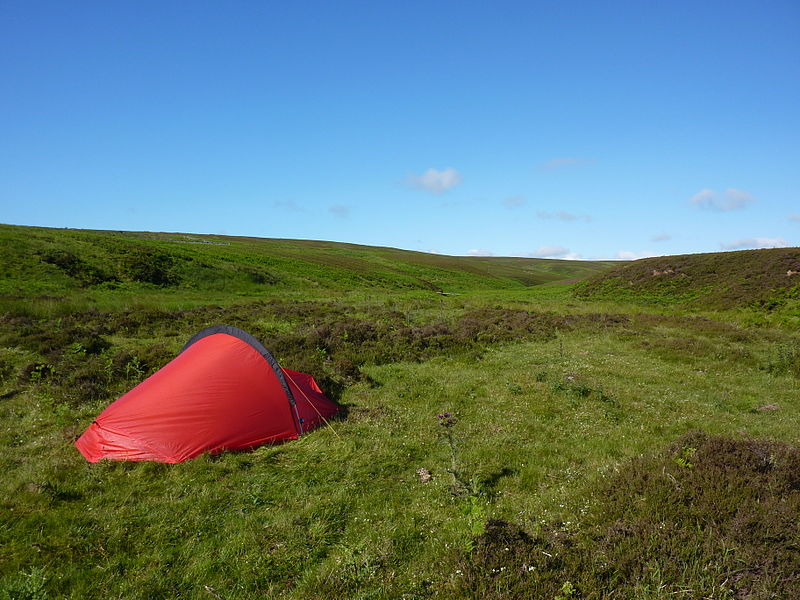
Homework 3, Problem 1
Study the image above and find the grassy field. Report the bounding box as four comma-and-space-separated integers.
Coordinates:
1, 225, 799, 599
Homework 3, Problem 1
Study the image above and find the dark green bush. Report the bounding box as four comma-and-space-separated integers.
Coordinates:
115, 247, 179, 286
1, 318, 110, 357
241, 265, 278, 285
39, 249, 116, 286
0, 356, 14, 383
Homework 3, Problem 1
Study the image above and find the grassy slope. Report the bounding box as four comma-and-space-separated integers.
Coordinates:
1, 224, 799, 599
575, 247, 800, 309
0, 224, 614, 303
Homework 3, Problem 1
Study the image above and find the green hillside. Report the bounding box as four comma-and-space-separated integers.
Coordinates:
0, 224, 615, 302
575, 247, 800, 309
2, 224, 800, 599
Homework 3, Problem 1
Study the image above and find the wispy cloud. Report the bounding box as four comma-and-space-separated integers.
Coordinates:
651, 233, 671, 242
467, 248, 494, 256
273, 199, 303, 212
329, 204, 350, 218
789, 213, 800, 222
725, 188, 756, 208
503, 196, 526, 209
690, 189, 715, 206
536, 210, 592, 222
526, 245, 580, 259
720, 237, 788, 250
405, 167, 461, 194
690, 188, 756, 211
541, 157, 595, 170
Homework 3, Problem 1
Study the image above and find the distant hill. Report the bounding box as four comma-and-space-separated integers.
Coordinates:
0, 224, 616, 298
575, 247, 800, 309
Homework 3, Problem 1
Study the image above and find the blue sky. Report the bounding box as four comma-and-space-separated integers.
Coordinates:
2, 1, 798, 259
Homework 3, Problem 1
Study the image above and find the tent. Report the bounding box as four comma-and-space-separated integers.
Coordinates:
75, 325, 340, 463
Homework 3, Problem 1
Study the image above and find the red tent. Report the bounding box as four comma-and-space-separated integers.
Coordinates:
76, 325, 340, 463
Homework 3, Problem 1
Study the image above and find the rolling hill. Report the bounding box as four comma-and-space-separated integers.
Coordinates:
0, 223, 616, 298
575, 247, 800, 309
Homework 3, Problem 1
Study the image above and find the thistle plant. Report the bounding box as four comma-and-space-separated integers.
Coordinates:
437, 412, 487, 551
437, 412, 473, 496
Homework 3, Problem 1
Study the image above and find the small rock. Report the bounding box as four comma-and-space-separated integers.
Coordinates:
416, 467, 432, 483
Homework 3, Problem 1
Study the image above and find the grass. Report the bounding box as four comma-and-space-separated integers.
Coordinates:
1, 224, 799, 599
576, 247, 800, 310
0, 224, 614, 303
453, 433, 800, 599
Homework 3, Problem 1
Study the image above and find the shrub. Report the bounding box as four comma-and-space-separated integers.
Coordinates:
39, 249, 116, 286
115, 247, 179, 286
454, 433, 800, 599
0, 317, 110, 357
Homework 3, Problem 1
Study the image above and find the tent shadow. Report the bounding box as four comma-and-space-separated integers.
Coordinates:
315, 378, 352, 422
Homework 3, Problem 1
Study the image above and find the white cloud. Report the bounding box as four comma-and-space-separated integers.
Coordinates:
720, 237, 789, 250
467, 248, 494, 256
503, 196, 526, 209
537, 210, 592, 222
405, 167, 461, 194
329, 204, 350, 218
724, 188, 756, 209
651, 233, 671, 242
689, 189, 715, 206
788, 213, 800, 222
527, 245, 580, 259
615, 250, 652, 260
690, 188, 756, 211
541, 157, 595, 170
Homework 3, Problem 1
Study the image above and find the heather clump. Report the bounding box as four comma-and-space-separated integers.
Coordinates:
451, 433, 800, 599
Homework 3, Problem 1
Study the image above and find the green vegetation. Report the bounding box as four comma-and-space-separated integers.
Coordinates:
455, 433, 800, 599
1, 224, 799, 599
576, 247, 800, 310
0, 224, 613, 304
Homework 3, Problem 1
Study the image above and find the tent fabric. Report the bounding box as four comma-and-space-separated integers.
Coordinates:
284, 368, 334, 431
75, 325, 339, 463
